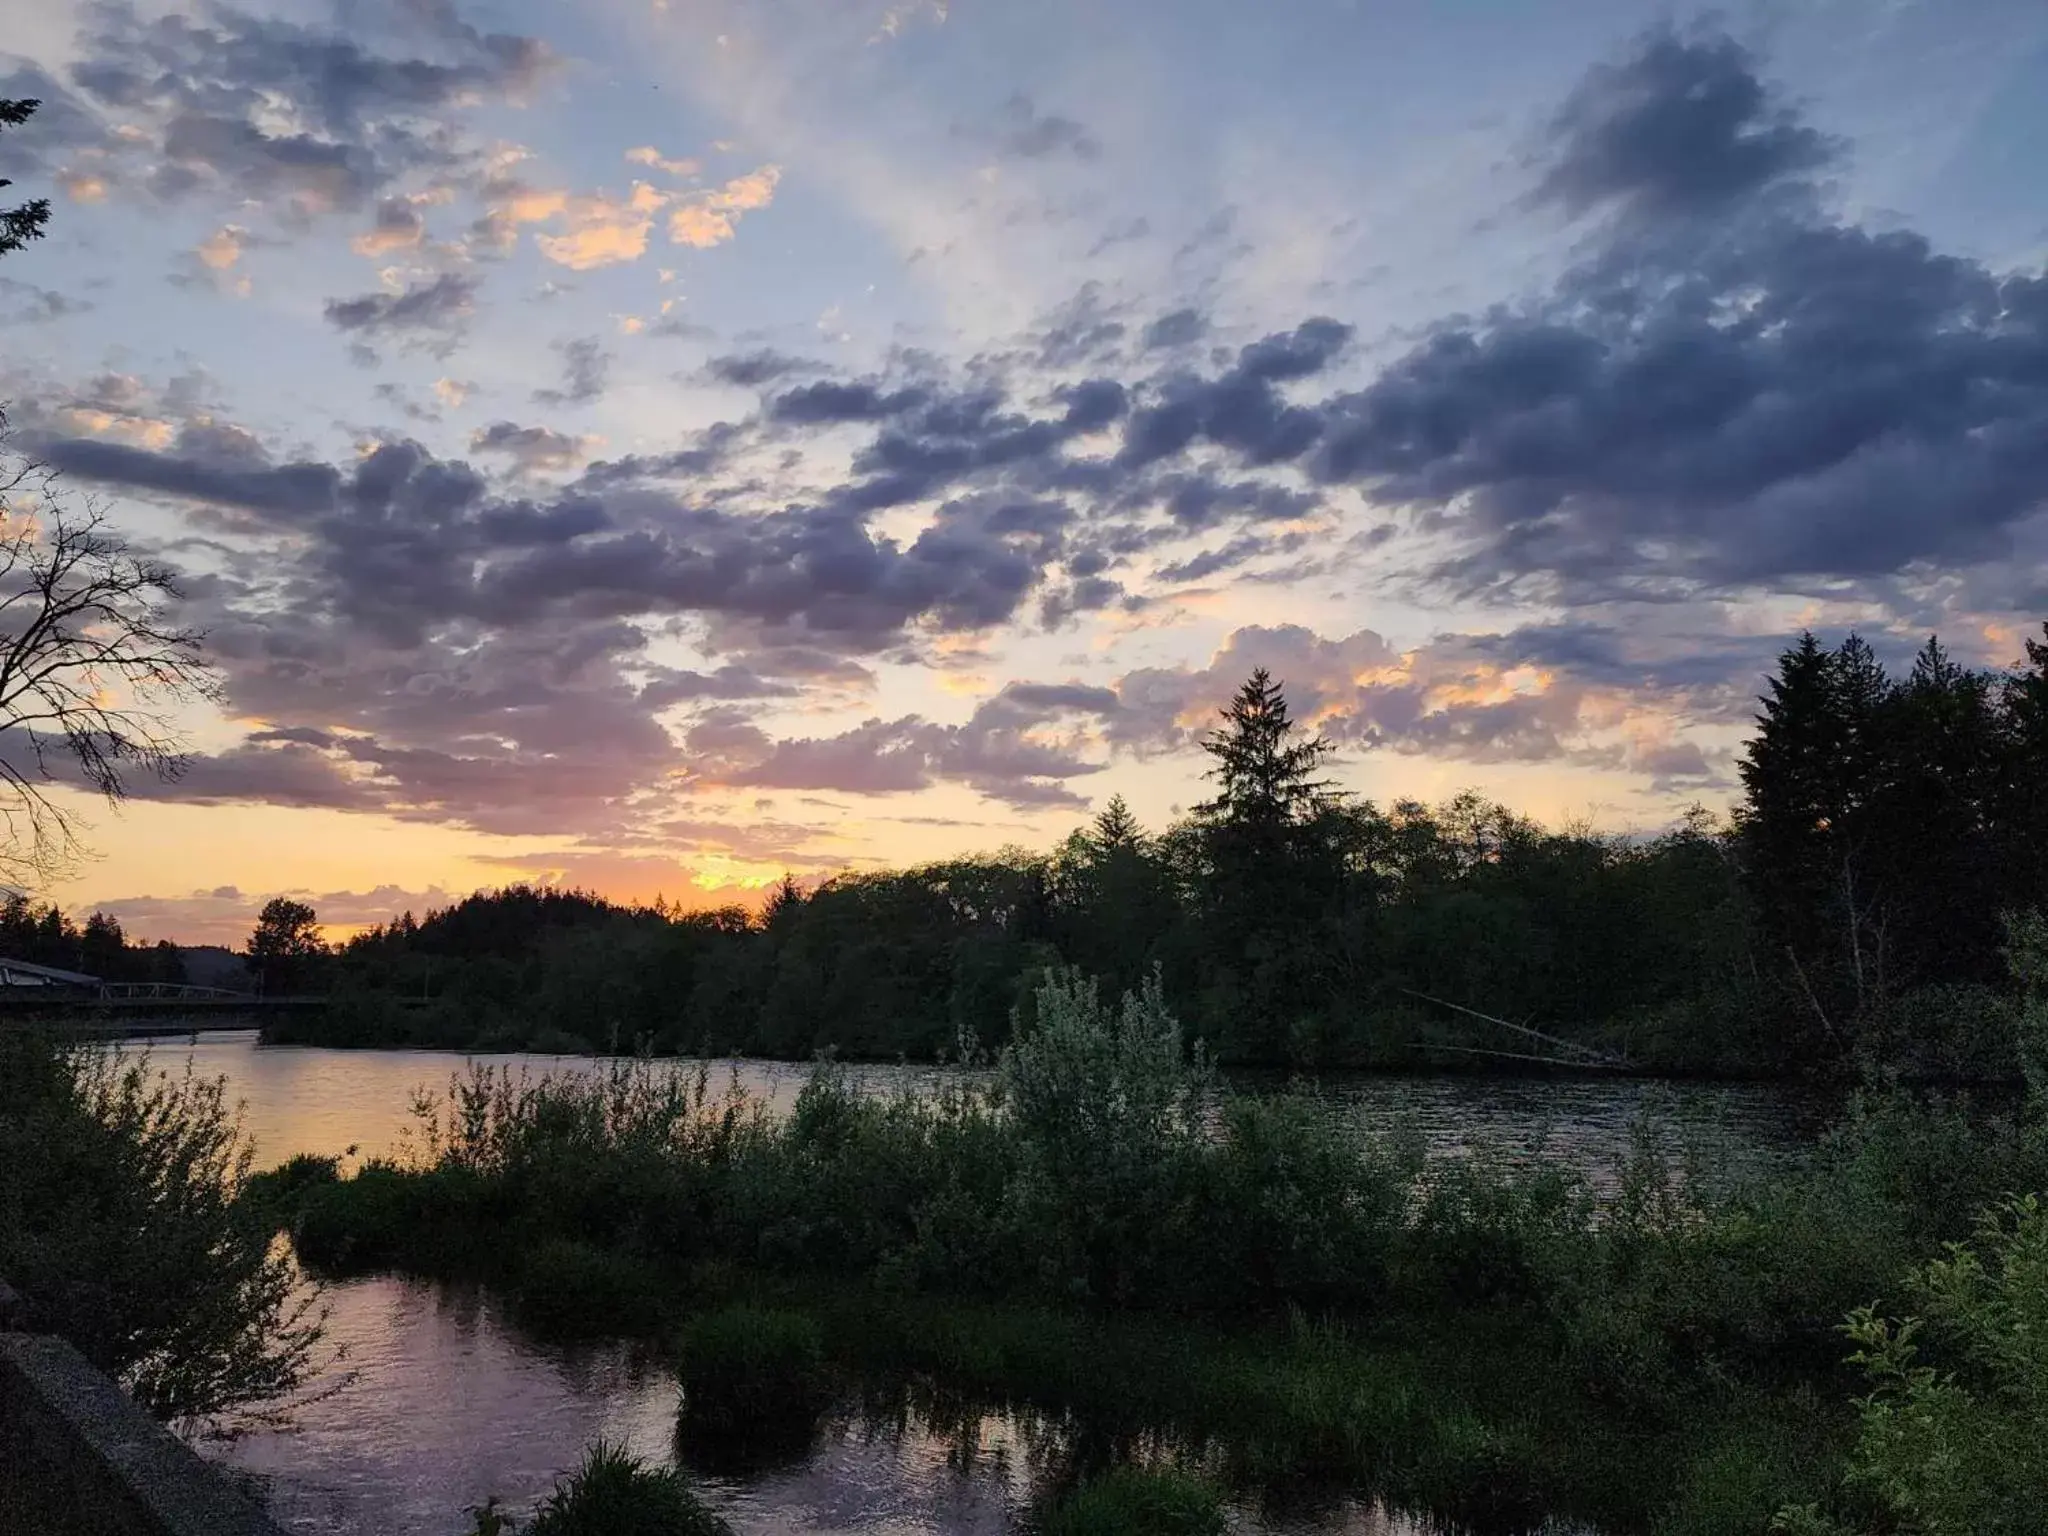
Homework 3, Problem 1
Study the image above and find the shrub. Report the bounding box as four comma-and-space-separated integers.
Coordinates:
0, 1034, 325, 1429
674, 1305, 832, 1460
514, 1238, 664, 1339
1195, 1094, 1421, 1312
292, 1162, 494, 1274
241, 1151, 345, 1227
525, 1441, 729, 1536
1401, 1143, 1590, 1307
996, 967, 1214, 1304
1775, 1194, 2048, 1536
1039, 1466, 1226, 1536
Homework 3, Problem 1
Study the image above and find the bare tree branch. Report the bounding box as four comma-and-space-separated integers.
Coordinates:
0, 414, 221, 886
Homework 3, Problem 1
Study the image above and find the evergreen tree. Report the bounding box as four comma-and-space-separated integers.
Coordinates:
1197, 670, 1335, 1054
1875, 636, 2005, 989
1738, 632, 1893, 1047
148, 938, 186, 985
1, 100, 53, 260
1090, 794, 1142, 854
2001, 623, 2048, 905
0, 891, 32, 956
1198, 669, 1332, 833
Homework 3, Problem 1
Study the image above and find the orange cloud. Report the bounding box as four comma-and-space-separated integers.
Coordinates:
626, 145, 702, 178
54, 406, 176, 450
536, 181, 667, 269
196, 225, 246, 269
668, 166, 781, 249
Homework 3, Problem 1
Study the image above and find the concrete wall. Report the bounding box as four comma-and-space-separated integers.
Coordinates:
0, 1327, 289, 1536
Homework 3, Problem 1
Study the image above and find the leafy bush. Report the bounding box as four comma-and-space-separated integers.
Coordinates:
1039, 1466, 1225, 1536
514, 1238, 664, 1339
674, 1305, 832, 1458
292, 1161, 495, 1274
0, 1034, 325, 1428
524, 1442, 729, 1536
1775, 1195, 2048, 1536
240, 1150, 344, 1227
1196, 1093, 1422, 1311
1401, 1142, 1590, 1307
996, 967, 1214, 1304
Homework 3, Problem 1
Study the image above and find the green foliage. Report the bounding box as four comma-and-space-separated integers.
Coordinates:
1039, 1466, 1226, 1536
0, 1033, 325, 1428
674, 1306, 831, 1454
1776, 1196, 2048, 1536
524, 1442, 730, 1536
996, 967, 1212, 1303
514, 1239, 664, 1338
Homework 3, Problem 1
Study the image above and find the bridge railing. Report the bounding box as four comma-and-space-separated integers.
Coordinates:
97, 982, 257, 1003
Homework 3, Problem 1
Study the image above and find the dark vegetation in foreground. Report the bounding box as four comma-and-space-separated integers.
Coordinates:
253, 927, 2048, 1536
260, 628, 2048, 1079
0, 1030, 324, 1429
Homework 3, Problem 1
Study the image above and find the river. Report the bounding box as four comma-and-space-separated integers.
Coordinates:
125, 1031, 1822, 1536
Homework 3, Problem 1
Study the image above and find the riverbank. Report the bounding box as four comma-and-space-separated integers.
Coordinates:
240, 970, 2047, 1533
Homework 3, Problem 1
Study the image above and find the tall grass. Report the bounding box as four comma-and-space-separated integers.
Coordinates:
522, 1442, 728, 1536
1039, 1466, 1225, 1536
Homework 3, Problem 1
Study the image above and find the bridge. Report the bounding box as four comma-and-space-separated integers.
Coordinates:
0, 995, 326, 1037
1, 955, 325, 1032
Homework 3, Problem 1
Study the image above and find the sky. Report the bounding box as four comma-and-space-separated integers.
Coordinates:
2, 0, 2046, 946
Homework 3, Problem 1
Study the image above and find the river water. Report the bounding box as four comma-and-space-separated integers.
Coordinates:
125, 1032, 1820, 1536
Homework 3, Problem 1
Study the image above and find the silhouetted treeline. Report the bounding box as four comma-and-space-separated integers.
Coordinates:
0, 895, 185, 984
279, 628, 2048, 1078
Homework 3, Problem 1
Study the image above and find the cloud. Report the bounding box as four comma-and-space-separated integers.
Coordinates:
705, 349, 813, 388
468, 420, 594, 471
434, 377, 475, 410
0, 278, 93, 324
987, 95, 1101, 162
668, 166, 781, 249
1119, 316, 1352, 468
351, 196, 428, 256
86, 883, 466, 947
626, 145, 701, 178
1141, 308, 1207, 350
195, 225, 249, 270
1533, 27, 1835, 225
536, 180, 666, 269
118, 740, 379, 811
684, 689, 1106, 810
21, 0, 553, 217
1313, 219, 2048, 603
1100, 624, 1728, 788
532, 336, 611, 406
36, 431, 340, 515
323, 272, 478, 356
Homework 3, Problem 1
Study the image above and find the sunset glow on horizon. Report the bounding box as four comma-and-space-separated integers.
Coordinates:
4, 0, 2045, 947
